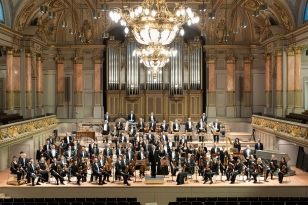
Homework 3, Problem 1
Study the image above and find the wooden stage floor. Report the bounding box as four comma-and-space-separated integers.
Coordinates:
1, 167, 308, 205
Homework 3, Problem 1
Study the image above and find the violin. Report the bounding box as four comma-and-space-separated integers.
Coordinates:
57, 164, 61, 173
78, 166, 83, 174
251, 162, 256, 170
140, 157, 149, 172
270, 161, 276, 169
36, 163, 41, 174
228, 162, 234, 170
282, 165, 287, 173
124, 165, 129, 173
199, 156, 204, 167
257, 164, 262, 173
205, 163, 212, 171
17, 164, 22, 172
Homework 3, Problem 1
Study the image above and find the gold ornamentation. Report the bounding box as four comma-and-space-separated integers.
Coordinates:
13, 49, 21, 57
286, 48, 294, 56
207, 56, 217, 64
92, 57, 104, 64
169, 96, 184, 102
293, 46, 304, 54
244, 55, 254, 64
226, 56, 236, 64
55, 56, 65, 64
274, 49, 283, 57
125, 96, 140, 103
264, 53, 271, 61
251, 115, 308, 147
73, 57, 84, 64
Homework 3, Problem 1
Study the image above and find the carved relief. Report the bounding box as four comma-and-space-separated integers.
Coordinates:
273, 1, 292, 31
15, 3, 35, 32
215, 19, 226, 44
81, 19, 93, 43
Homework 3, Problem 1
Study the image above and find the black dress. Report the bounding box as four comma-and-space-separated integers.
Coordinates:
39, 162, 49, 182
36, 149, 44, 162
157, 150, 168, 175
10, 161, 23, 181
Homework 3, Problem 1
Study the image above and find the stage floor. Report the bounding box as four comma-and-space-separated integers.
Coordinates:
1, 167, 308, 205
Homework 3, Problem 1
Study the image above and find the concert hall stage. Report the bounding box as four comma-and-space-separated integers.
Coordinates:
1, 167, 308, 205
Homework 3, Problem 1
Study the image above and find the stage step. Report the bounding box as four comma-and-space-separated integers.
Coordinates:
144, 176, 164, 184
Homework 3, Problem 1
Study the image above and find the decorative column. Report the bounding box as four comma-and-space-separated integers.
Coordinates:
244, 56, 253, 106
56, 57, 65, 106
226, 56, 236, 118
73, 56, 83, 118
5, 47, 14, 111
93, 57, 103, 118
25, 51, 32, 109
207, 56, 216, 117
264, 53, 272, 113
294, 46, 304, 113
13, 49, 21, 110
36, 54, 44, 115
286, 48, 295, 113
275, 49, 283, 117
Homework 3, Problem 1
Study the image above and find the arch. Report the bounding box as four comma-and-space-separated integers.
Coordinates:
0, 0, 5, 24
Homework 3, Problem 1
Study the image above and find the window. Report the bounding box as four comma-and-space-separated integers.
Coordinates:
305, 1, 308, 23
0, 1, 4, 24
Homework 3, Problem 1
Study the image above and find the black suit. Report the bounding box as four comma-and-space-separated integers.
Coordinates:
104, 115, 111, 122
64, 136, 72, 145
88, 143, 95, 155
43, 144, 52, 152
149, 122, 156, 132
201, 115, 208, 123
231, 163, 242, 183
27, 163, 41, 185
128, 128, 137, 137
116, 148, 124, 157
149, 115, 156, 122
147, 134, 155, 144
196, 122, 205, 142
255, 142, 263, 151
127, 114, 136, 122
149, 150, 159, 177
169, 150, 179, 176
160, 134, 168, 142
103, 148, 113, 158
79, 151, 89, 159
179, 138, 187, 146
92, 162, 105, 183
49, 149, 58, 161
137, 122, 145, 132
47, 138, 56, 145
210, 147, 221, 159
59, 142, 67, 150
243, 148, 253, 159
50, 163, 64, 184
185, 121, 193, 142
173, 123, 180, 141
119, 136, 127, 143
102, 124, 110, 136
212, 122, 220, 142
115, 160, 129, 183
160, 123, 169, 132
64, 150, 74, 159
116, 121, 124, 130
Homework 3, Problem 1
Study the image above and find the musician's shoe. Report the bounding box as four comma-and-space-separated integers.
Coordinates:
32, 184, 35, 186
253, 180, 257, 183
36, 183, 41, 185
151, 176, 154, 178
203, 181, 206, 184
77, 182, 81, 186
154, 176, 156, 178
61, 182, 65, 185
107, 180, 110, 182
89, 180, 93, 183
99, 182, 103, 185
17, 180, 20, 185
230, 181, 234, 184
210, 181, 213, 184
68, 180, 72, 183
102, 181, 107, 184
126, 183, 131, 186
128, 178, 132, 181
177, 183, 180, 185
271, 176, 273, 180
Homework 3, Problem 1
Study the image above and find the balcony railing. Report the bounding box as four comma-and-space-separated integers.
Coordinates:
0, 115, 57, 146
251, 115, 308, 147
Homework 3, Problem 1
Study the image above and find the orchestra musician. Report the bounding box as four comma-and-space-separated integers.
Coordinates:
204, 158, 219, 184
18, 152, 29, 173
210, 143, 220, 160
202, 156, 211, 183
219, 146, 228, 175
71, 160, 84, 185
134, 133, 141, 143
201, 113, 208, 123
226, 155, 235, 181
104, 111, 111, 123
91, 158, 107, 185
101, 120, 110, 142
104, 144, 113, 158
180, 142, 191, 158
245, 155, 255, 182
157, 144, 168, 175
251, 157, 263, 183
128, 125, 137, 138
79, 146, 89, 159
10, 156, 24, 184
196, 147, 205, 176
230, 158, 242, 184
121, 155, 133, 180
79, 157, 88, 182
173, 119, 180, 142
43, 140, 52, 152
127, 111, 136, 123
47, 134, 56, 145
179, 135, 187, 146
116, 120, 124, 131
115, 155, 130, 186
265, 154, 278, 181
147, 131, 155, 144
59, 139, 67, 151
148, 112, 156, 123
160, 120, 169, 132
160, 131, 168, 142
119, 132, 128, 143
137, 118, 145, 132
196, 118, 206, 142
88, 139, 95, 155
137, 147, 148, 177
185, 118, 193, 142
36, 145, 45, 163
90, 144, 100, 163
169, 146, 179, 176
49, 145, 58, 162
64, 132, 73, 145
38, 157, 49, 183
144, 139, 152, 153
64, 146, 75, 162
58, 155, 71, 182
27, 158, 43, 186
255, 139, 264, 151
50, 158, 65, 185
116, 144, 124, 158
233, 138, 241, 154
149, 145, 159, 178
278, 157, 288, 184
212, 119, 220, 142
243, 145, 253, 160
149, 120, 156, 132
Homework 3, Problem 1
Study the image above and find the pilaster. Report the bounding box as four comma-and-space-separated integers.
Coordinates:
226, 56, 236, 118
294, 46, 304, 113
286, 48, 295, 114
275, 49, 283, 117
207, 56, 216, 117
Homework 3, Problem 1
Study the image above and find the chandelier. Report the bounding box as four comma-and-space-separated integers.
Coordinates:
109, 0, 199, 45
133, 43, 177, 68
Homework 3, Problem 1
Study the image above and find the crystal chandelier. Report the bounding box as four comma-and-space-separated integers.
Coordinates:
133, 43, 177, 68
109, 0, 199, 45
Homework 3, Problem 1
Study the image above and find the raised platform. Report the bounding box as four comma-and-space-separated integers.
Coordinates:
1, 167, 308, 205
144, 176, 164, 184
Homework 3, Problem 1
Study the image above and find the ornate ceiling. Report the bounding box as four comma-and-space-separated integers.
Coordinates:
6, 0, 304, 45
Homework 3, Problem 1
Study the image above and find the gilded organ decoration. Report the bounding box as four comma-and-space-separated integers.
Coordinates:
251, 115, 308, 147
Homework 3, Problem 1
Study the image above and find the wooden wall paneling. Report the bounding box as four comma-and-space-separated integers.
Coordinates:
170, 103, 176, 115
147, 97, 154, 115
191, 97, 195, 115
0, 146, 8, 171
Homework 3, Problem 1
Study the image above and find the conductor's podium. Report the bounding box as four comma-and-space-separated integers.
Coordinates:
144, 176, 164, 184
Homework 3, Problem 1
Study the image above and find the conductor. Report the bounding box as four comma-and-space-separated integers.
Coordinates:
149, 145, 159, 178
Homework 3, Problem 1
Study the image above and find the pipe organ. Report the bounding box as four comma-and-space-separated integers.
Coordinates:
106, 37, 203, 122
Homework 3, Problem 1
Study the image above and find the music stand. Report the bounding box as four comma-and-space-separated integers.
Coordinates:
134, 160, 143, 183
128, 137, 135, 143
167, 162, 176, 182
112, 137, 119, 148
102, 135, 109, 143
190, 165, 199, 183
120, 142, 129, 149
109, 142, 116, 149
173, 132, 180, 141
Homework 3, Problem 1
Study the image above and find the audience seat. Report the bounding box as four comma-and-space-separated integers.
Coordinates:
127, 198, 138, 202
191, 201, 203, 205
176, 197, 187, 202
168, 202, 180, 205
187, 198, 197, 202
